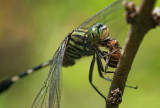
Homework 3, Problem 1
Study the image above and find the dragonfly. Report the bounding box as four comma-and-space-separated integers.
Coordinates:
0, 0, 136, 108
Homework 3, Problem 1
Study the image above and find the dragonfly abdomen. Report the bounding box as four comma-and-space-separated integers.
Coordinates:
62, 30, 93, 67
0, 60, 51, 93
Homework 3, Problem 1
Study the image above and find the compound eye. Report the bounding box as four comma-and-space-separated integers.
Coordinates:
99, 25, 110, 40
87, 24, 100, 44
99, 24, 103, 27
96, 23, 103, 29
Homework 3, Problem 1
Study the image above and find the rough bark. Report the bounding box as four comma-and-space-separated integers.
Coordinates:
106, 0, 158, 108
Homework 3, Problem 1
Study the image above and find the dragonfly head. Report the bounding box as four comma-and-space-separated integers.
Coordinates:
88, 23, 110, 44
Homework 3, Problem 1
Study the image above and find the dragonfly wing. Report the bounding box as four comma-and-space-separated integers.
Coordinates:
78, 0, 123, 29
31, 37, 68, 108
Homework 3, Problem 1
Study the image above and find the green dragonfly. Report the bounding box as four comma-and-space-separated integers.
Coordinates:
0, 0, 134, 108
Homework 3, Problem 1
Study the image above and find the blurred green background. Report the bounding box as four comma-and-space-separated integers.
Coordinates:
0, 0, 160, 108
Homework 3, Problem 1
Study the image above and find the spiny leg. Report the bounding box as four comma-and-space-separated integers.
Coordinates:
93, 46, 114, 74
95, 49, 118, 75
96, 52, 138, 89
89, 53, 106, 100
103, 53, 119, 75
96, 54, 113, 82
105, 59, 116, 74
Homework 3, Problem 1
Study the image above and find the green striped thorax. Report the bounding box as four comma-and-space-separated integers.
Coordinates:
87, 23, 110, 44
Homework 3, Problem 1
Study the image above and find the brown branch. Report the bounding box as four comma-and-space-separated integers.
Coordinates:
106, 0, 157, 108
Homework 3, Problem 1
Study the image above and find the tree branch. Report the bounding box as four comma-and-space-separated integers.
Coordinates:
106, 0, 158, 107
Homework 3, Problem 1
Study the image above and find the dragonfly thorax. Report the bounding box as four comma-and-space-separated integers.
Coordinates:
87, 23, 110, 44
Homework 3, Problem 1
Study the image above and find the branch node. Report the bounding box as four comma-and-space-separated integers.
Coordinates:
123, 1, 137, 23
107, 88, 122, 105
152, 7, 160, 27
106, 0, 157, 108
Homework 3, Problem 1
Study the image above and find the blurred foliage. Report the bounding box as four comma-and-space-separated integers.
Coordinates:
0, 0, 160, 108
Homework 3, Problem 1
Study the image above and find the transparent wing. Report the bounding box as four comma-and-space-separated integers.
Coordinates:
31, 37, 68, 108
78, 0, 123, 29
78, 0, 128, 45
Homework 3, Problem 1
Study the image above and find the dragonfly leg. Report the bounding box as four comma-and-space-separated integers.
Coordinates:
96, 51, 137, 89
96, 52, 105, 72
94, 48, 119, 75
97, 56, 138, 89
89, 53, 106, 100
104, 53, 119, 75
105, 63, 120, 76
96, 54, 113, 82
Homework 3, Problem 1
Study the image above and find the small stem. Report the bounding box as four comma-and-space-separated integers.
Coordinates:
106, 0, 157, 108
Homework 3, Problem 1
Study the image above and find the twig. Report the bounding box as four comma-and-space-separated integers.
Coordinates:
106, 0, 158, 108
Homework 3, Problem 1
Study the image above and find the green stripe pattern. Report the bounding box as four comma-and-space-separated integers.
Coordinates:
62, 29, 93, 67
